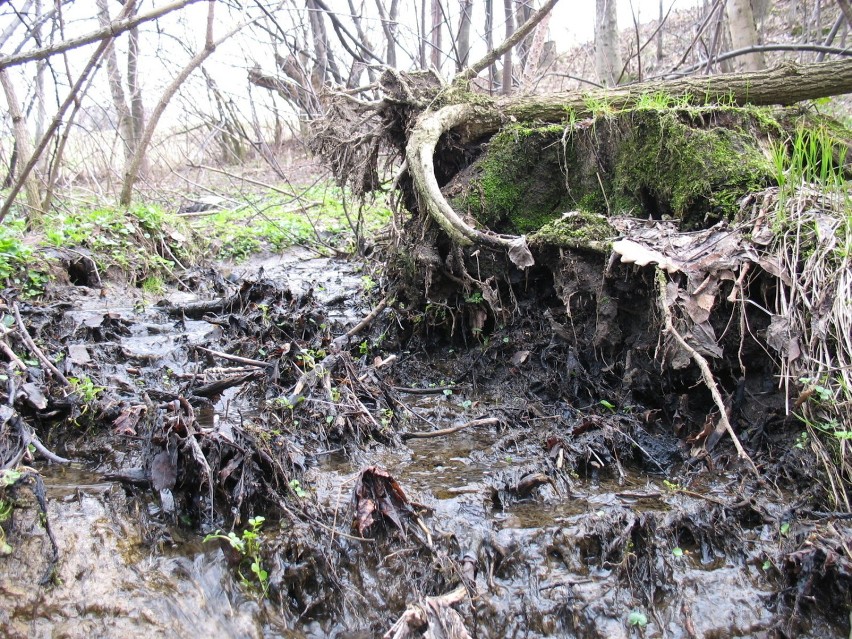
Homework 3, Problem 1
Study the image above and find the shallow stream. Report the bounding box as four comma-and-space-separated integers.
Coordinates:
0, 252, 848, 638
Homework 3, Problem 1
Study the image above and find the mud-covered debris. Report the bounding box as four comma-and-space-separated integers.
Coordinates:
151, 449, 178, 492
384, 585, 471, 639
112, 404, 146, 435
352, 465, 418, 538
514, 472, 557, 498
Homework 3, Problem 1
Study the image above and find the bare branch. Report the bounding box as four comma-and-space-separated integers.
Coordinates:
458, 0, 559, 83
0, 0, 200, 70
669, 43, 852, 78
119, 3, 255, 205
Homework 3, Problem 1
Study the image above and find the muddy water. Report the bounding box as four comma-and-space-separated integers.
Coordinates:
305, 405, 800, 639
1, 252, 846, 638
2, 466, 281, 639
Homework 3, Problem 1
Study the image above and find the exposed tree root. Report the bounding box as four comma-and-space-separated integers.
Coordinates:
656, 268, 758, 475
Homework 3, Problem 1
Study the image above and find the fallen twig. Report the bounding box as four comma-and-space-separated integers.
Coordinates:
12, 303, 70, 388
345, 295, 388, 339
401, 417, 499, 441
394, 385, 456, 395
0, 338, 27, 371
656, 269, 758, 475
195, 345, 270, 368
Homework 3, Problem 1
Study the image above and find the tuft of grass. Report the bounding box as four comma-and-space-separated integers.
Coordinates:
766, 121, 852, 509
770, 124, 848, 196
140, 275, 165, 295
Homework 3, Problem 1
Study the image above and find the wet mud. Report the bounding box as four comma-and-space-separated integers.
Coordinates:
1, 248, 850, 638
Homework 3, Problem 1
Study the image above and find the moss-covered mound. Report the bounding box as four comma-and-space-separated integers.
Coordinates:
446, 105, 785, 233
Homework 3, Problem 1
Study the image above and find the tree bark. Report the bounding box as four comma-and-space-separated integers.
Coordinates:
495, 58, 852, 127
430, 0, 442, 71
127, 21, 147, 175
0, 70, 42, 217
485, 0, 496, 91
97, 0, 135, 163
375, 0, 399, 68
595, 0, 623, 85
502, 0, 514, 94
725, 0, 766, 71
456, 0, 473, 72
519, 9, 551, 91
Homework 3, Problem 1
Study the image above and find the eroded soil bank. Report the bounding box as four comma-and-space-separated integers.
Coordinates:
0, 245, 850, 638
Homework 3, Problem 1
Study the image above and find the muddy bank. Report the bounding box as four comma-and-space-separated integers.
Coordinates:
0, 244, 850, 638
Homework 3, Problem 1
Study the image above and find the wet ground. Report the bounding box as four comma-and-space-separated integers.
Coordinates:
1, 249, 850, 638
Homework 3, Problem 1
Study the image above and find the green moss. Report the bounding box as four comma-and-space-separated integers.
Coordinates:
449, 122, 571, 233
613, 107, 775, 226
448, 104, 782, 235
529, 211, 616, 251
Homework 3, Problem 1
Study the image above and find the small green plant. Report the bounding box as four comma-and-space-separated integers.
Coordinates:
583, 94, 615, 118
627, 610, 648, 628
465, 291, 484, 304
799, 377, 834, 403
361, 275, 376, 292
0, 499, 12, 555
672, 546, 684, 557
0, 469, 22, 555
634, 91, 692, 111
770, 124, 848, 194
203, 516, 269, 595
599, 399, 616, 411
288, 479, 307, 498
68, 376, 104, 402
140, 275, 164, 295
0, 224, 51, 297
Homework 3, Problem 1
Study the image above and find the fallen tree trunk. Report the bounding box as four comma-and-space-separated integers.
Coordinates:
402, 58, 852, 264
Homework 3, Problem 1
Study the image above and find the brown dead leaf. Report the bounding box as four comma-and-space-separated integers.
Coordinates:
352, 466, 416, 537
112, 404, 147, 435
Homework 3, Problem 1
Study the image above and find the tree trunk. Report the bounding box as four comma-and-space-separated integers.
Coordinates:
127, 21, 147, 176
502, 0, 514, 95
419, 0, 427, 69
595, 0, 623, 86
97, 0, 135, 163
430, 0, 442, 71
456, 0, 472, 72
375, 0, 399, 68
519, 10, 551, 91
0, 70, 42, 217
725, 0, 766, 70
485, 0, 496, 91
402, 58, 852, 261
